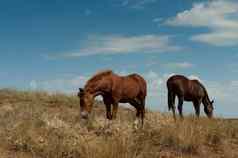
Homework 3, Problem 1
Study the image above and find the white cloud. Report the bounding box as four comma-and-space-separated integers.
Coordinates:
191, 31, 238, 46
153, 17, 163, 23
165, 62, 194, 69
144, 72, 177, 111
206, 80, 238, 104
31, 75, 88, 93
227, 62, 238, 73
121, 0, 158, 9
61, 34, 180, 58
84, 9, 92, 16
165, 0, 238, 46
30, 80, 37, 90
121, 0, 129, 6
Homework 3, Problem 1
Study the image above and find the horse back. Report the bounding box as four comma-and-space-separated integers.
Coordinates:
128, 74, 147, 97
167, 75, 189, 93
112, 73, 147, 99
167, 75, 206, 100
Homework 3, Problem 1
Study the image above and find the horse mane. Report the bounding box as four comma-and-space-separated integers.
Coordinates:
191, 79, 210, 102
85, 70, 113, 88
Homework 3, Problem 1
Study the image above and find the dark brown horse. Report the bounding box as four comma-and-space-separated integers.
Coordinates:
78, 70, 147, 126
167, 75, 214, 120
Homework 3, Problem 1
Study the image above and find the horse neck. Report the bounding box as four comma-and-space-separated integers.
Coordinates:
85, 78, 106, 97
202, 93, 210, 106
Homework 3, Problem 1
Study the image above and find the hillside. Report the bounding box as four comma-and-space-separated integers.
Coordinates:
0, 89, 237, 158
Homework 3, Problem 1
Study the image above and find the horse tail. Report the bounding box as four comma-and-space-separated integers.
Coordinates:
168, 91, 175, 111
167, 79, 175, 111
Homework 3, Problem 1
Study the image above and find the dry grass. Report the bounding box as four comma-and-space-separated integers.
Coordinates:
0, 89, 237, 158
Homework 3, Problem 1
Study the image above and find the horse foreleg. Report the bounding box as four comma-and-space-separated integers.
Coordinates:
103, 96, 113, 120
193, 100, 202, 118
195, 106, 200, 118
172, 107, 176, 121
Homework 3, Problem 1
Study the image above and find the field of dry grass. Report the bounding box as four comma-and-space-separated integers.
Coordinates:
0, 89, 237, 158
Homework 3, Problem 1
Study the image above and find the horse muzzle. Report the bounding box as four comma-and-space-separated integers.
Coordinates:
208, 114, 213, 119
81, 111, 89, 119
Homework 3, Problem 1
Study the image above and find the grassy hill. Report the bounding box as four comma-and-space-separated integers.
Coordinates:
0, 89, 237, 158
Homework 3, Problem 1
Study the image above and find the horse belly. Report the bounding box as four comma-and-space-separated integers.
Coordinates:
121, 82, 140, 97
119, 98, 131, 103
184, 97, 193, 102
120, 90, 138, 101
184, 92, 194, 101
184, 92, 201, 102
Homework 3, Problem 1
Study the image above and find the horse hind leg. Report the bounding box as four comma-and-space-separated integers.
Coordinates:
137, 97, 146, 128
178, 96, 184, 119
112, 102, 118, 120
168, 91, 176, 120
129, 99, 142, 129
172, 106, 176, 121
134, 108, 140, 127
195, 106, 200, 118
140, 98, 146, 127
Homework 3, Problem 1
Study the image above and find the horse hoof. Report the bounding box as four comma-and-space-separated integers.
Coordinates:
133, 119, 140, 130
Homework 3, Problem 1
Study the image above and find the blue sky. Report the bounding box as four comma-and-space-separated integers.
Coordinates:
0, 0, 238, 117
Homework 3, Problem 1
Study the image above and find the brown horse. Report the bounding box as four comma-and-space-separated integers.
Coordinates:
78, 70, 147, 126
167, 75, 214, 120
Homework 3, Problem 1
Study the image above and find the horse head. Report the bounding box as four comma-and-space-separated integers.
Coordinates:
78, 88, 94, 119
204, 99, 214, 118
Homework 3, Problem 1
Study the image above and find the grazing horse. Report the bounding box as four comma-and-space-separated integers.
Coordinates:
78, 70, 147, 126
167, 75, 214, 120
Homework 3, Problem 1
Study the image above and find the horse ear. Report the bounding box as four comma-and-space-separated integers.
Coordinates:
211, 100, 214, 104
78, 88, 84, 97
79, 88, 84, 93
78, 88, 84, 96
